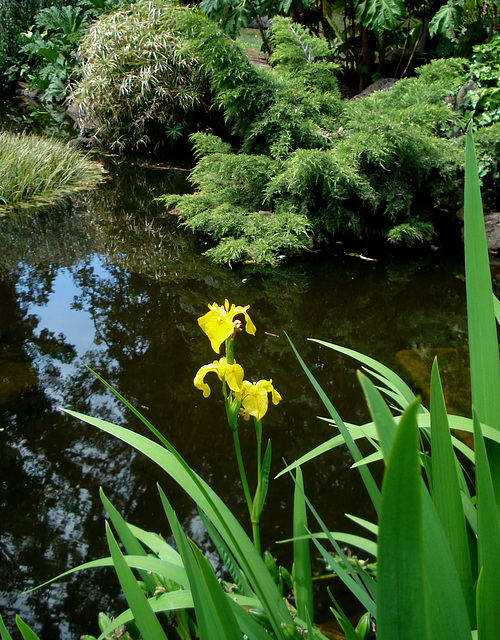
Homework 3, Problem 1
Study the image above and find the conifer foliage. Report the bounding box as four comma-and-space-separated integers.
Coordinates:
163, 17, 469, 265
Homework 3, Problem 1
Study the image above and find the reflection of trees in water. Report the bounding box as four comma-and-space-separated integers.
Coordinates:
0, 201, 97, 275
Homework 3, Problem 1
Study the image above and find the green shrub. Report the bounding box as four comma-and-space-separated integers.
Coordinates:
474, 122, 500, 206
7, 4, 89, 102
0, 131, 102, 209
461, 34, 500, 128
70, 1, 212, 151
161, 133, 312, 265
0, 0, 42, 84
164, 50, 469, 264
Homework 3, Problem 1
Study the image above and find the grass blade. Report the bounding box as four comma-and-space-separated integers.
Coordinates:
105, 522, 168, 640
377, 399, 428, 640
292, 467, 313, 622
430, 359, 474, 624
473, 409, 500, 639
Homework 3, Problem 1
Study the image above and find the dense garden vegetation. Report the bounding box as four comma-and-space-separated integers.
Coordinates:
0, 0, 499, 262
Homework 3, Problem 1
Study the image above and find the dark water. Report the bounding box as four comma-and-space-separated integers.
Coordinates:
0, 98, 494, 638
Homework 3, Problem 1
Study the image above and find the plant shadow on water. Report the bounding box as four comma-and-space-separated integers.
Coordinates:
0, 101, 497, 638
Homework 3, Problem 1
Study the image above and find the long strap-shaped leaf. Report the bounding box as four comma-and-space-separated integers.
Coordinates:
15, 618, 40, 640
97, 590, 195, 640
464, 127, 500, 500
286, 335, 381, 514
159, 487, 242, 640
100, 488, 160, 594
377, 399, 429, 640
62, 408, 293, 638
310, 339, 420, 413
430, 359, 475, 625
293, 467, 313, 622
0, 616, 13, 640
105, 522, 169, 640
473, 409, 500, 640
362, 374, 472, 639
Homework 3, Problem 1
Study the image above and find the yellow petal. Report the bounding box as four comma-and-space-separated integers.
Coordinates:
225, 363, 244, 392
243, 310, 256, 336
271, 387, 282, 405
198, 307, 234, 353
241, 382, 269, 421
193, 361, 219, 398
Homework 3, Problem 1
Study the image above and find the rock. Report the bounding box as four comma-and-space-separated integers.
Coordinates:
67, 137, 97, 150
379, 48, 427, 77
454, 79, 478, 111
15, 81, 43, 103
352, 77, 397, 99
66, 101, 99, 131
484, 212, 500, 252
248, 16, 271, 29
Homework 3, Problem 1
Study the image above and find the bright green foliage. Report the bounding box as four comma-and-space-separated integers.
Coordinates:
166, 51, 468, 264
428, 0, 492, 57
461, 35, 500, 128
0, 131, 102, 210
71, 1, 212, 151
474, 122, 500, 204
0, 0, 42, 85
268, 17, 331, 69
162, 133, 312, 265
354, 0, 406, 33
280, 132, 499, 639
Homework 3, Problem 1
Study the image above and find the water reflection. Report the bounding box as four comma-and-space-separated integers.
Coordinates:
0, 101, 489, 639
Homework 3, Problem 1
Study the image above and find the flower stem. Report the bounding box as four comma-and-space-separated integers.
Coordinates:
232, 427, 253, 517
226, 337, 235, 365
252, 521, 262, 557
255, 419, 262, 485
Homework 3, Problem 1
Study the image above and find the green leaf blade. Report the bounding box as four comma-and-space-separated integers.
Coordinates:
377, 399, 429, 640
105, 522, 169, 640
292, 467, 313, 622
430, 359, 475, 624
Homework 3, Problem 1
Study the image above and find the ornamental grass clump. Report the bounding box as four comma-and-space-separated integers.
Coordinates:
0, 131, 102, 211
70, 0, 211, 151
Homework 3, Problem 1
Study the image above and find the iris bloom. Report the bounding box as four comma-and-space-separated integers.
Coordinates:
194, 357, 244, 398
198, 299, 256, 353
236, 379, 282, 422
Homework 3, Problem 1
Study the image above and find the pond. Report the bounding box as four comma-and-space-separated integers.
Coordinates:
0, 97, 494, 638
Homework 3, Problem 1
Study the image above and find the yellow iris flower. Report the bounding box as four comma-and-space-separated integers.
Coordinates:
198, 299, 256, 353
194, 357, 244, 398
236, 379, 282, 422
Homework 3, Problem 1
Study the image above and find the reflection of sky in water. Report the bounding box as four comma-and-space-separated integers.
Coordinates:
15, 255, 124, 419
18, 255, 106, 354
